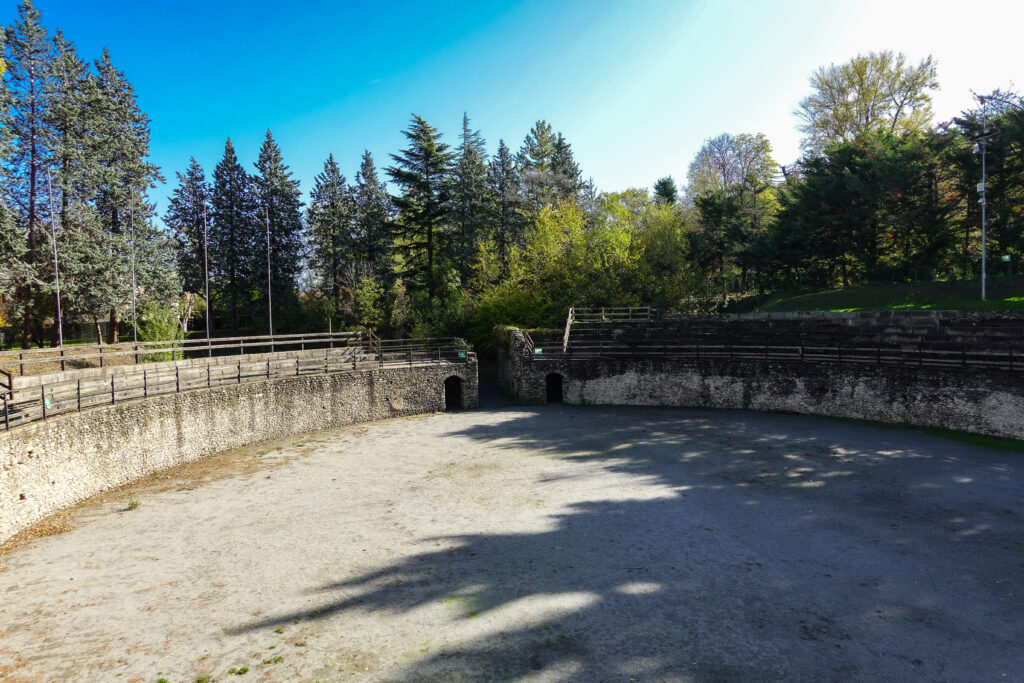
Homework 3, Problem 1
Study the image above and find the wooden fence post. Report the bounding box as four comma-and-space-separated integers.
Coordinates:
41, 386, 46, 420
111, 375, 115, 405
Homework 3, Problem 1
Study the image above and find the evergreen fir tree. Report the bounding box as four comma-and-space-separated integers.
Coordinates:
307, 153, 353, 302
486, 139, 527, 277
92, 48, 163, 341
551, 133, 582, 200
0, 30, 30, 319
517, 120, 581, 209
210, 138, 257, 328
4, 0, 55, 346
353, 150, 392, 280
253, 130, 304, 328
163, 157, 211, 296
387, 115, 455, 299
47, 30, 99, 233
449, 113, 491, 279
653, 176, 678, 204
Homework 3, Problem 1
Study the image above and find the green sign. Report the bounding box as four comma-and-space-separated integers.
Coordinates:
534, 348, 543, 354
1002, 254, 1011, 262
457, 351, 466, 358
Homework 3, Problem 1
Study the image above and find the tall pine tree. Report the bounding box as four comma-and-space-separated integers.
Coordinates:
4, 0, 55, 346
387, 115, 455, 299
210, 138, 256, 328
253, 130, 304, 329
353, 150, 392, 280
306, 153, 353, 303
92, 48, 164, 342
164, 157, 211, 298
486, 139, 527, 277
449, 113, 491, 279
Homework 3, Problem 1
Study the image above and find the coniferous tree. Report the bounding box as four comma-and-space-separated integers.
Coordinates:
387, 115, 455, 299
210, 138, 256, 328
517, 121, 582, 209
486, 139, 527, 277
653, 176, 678, 204
4, 0, 55, 346
551, 132, 582, 200
449, 113, 491, 278
517, 120, 557, 209
47, 30, 99, 233
353, 150, 392, 279
163, 158, 211, 297
253, 130, 304, 328
92, 48, 163, 342
307, 154, 353, 303
0, 30, 30, 323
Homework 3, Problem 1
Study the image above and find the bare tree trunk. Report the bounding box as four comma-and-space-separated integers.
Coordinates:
94, 318, 102, 346
107, 309, 119, 344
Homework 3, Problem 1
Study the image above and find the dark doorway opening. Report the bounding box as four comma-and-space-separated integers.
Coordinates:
444, 376, 464, 411
545, 373, 563, 404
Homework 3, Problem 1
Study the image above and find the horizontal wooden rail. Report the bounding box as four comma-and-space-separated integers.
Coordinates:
529, 339, 1020, 373
0, 332, 363, 376
2, 337, 470, 431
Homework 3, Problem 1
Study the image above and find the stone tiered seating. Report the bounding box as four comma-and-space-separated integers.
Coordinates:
550, 311, 1024, 369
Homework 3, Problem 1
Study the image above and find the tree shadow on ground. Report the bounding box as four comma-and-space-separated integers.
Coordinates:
232, 406, 1024, 680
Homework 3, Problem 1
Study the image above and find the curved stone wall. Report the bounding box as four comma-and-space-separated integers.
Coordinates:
498, 327, 1024, 440
0, 359, 478, 544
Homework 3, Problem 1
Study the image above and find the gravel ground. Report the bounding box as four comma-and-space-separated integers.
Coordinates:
1, 398, 1023, 682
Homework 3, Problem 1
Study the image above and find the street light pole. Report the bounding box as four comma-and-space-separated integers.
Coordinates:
44, 170, 63, 348
973, 95, 993, 302
265, 206, 273, 351
130, 193, 138, 344
203, 205, 211, 357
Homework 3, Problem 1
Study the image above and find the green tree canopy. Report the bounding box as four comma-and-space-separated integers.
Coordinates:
797, 50, 938, 153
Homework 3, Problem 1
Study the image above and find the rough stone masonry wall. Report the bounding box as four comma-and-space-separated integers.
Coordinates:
497, 327, 1024, 440
0, 359, 478, 544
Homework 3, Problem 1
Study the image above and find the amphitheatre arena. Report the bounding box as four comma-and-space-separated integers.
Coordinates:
2, 310, 1024, 681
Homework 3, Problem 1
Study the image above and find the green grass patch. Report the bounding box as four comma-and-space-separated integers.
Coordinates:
727, 277, 1024, 313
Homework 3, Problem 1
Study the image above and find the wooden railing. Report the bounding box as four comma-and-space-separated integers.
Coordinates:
569, 307, 655, 323
0, 332, 363, 376
1, 336, 470, 432
528, 338, 1020, 372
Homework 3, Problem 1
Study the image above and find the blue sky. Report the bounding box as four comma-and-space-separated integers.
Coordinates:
7, 0, 1024, 220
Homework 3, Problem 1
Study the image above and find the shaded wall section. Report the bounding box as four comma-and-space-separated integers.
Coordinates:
0, 358, 478, 543
496, 326, 1023, 440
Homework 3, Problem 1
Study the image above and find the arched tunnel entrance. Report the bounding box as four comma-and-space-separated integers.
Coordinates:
545, 373, 563, 404
444, 376, 464, 411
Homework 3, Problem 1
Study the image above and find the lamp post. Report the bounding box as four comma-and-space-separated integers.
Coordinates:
203, 205, 211, 357
265, 206, 273, 352
973, 96, 995, 301
130, 193, 138, 344
44, 170, 63, 349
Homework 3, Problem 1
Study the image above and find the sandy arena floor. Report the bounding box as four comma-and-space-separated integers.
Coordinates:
1, 399, 1023, 682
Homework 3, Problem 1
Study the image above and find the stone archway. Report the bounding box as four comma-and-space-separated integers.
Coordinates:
545, 373, 563, 404
444, 376, 464, 411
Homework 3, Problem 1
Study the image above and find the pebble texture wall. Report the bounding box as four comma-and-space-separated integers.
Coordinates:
0, 359, 477, 544
498, 327, 1024, 440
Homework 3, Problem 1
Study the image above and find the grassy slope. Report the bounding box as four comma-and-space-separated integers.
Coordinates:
728, 277, 1024, 313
